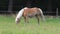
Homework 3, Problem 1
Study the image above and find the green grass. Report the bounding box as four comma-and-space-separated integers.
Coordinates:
0, 15, 60, 34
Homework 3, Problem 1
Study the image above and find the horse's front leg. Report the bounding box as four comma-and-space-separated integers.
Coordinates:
24, 17, 29, 23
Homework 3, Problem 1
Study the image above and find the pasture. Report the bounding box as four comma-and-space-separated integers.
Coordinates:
0, 15, 60, 34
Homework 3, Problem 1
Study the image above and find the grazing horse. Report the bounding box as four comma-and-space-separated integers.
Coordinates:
15, 7, 45, 24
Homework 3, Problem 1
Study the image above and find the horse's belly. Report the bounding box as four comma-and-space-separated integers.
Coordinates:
28, 15, 35, 18
27, 14, 36, 18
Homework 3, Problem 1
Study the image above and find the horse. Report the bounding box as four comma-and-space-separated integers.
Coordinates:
15, 7, 45, 24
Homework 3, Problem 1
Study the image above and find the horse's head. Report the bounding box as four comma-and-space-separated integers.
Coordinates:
15, 18, 20, 24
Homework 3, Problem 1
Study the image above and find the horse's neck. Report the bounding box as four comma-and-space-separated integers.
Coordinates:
16, 8, 24, 19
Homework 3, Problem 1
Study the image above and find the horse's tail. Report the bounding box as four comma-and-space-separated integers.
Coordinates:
38, 8, 45, 22
15, 8, 24, 23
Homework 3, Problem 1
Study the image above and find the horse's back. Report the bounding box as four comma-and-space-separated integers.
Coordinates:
23, 7, 41, 17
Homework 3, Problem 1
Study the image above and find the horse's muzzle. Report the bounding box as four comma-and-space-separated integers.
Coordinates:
15, 18, 20, 24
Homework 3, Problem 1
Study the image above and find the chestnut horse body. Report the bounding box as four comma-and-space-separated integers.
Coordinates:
15, 7, 45, 24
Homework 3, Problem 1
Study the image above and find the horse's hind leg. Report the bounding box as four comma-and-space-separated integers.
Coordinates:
36, 15, 40, 24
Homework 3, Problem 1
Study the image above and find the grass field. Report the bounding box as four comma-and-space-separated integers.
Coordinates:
0, 15, 60, 34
